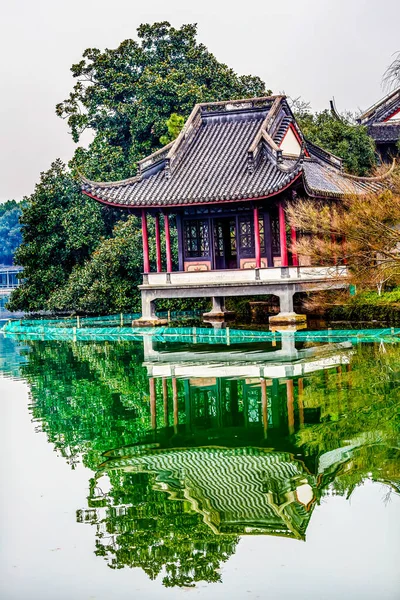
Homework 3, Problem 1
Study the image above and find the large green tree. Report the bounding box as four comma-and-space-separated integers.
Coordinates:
296, 109, 376, 176
58, 22, 267, 180
10, 22, 382, 314
8, 160, 118, 312
0, 200, 22, 265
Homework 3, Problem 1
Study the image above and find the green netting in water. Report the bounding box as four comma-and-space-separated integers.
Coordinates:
2, 316, 400, 344
2, 310, 203, 330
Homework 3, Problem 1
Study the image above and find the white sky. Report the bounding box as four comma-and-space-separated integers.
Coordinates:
1, 0, 399, 202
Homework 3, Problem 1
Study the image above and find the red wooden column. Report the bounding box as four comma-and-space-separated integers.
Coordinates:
290, 226, 299, 266
141, 209, 150, 273
279, 202, 288, 267
164, 212, 173, 272
253, 206, 261, 268
155, 213, 162, 273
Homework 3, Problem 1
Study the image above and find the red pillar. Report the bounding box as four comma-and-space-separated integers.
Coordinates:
141, 209, 150, 273
155, 213, 162, 273
279, 202, 288, 267
290, 227, 299, 266
164, 212, 172, 272
253, 206, 261, 268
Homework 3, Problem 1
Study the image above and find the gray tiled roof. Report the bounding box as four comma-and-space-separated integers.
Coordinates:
358, 88, 400, 125
367, 123, 400, 143
82, 96, 393, 207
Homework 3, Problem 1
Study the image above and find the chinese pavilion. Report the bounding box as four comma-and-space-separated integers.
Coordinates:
82, 95, 393, 323
357, 87, 400, 159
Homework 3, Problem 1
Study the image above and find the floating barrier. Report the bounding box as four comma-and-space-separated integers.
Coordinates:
2, 315, 400, 345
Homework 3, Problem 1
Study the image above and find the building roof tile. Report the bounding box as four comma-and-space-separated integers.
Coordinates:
82, 96, 394, 208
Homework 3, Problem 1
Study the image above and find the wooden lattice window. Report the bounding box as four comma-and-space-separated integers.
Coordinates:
238, 217, 254, 256
184, 219, 210, 257
270, 211, 281, 256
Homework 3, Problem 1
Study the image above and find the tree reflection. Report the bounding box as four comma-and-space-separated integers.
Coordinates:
5, 337, 399, 587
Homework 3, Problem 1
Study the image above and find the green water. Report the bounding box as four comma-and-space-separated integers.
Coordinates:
0, 332, 399, 599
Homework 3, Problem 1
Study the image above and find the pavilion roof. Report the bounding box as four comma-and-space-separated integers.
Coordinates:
82, 96, 394, 207
100, 446, 315, 538
357, 88, 400, 145
357, 87, 400, 125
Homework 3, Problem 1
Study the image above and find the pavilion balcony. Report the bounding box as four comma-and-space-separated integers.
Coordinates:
142, 265, 347, 287
137, 265, 348, 326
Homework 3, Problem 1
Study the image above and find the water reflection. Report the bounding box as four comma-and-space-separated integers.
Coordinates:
0, 332, 399, 588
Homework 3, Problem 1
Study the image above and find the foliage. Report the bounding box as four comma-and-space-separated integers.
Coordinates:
0, 200, 23, 265
323, 288, 400, 323
58, 22, 267, 180
48, 214, 208, 314
159, 113, 185, 145
7, 160, 119, 312
296, 109, 376, 175
286, 169, 400, 295
83, 469, 239, 587
296, 344, 400, 496
48, 216, 144, 314
21, 340, 152, 469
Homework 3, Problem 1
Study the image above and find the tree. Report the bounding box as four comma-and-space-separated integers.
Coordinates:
48, 216, 145, 314
296, 109, 376, 176
8, 160, 118, 312
159, 113, 185, 145
0, 200, 22, 265
383, 51, 400, 90
57, 22, 267, 180
286, 168, 400, 294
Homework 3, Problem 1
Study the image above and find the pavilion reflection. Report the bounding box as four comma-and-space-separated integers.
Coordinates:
79, 337, 355, 547
142, 332, 353, 443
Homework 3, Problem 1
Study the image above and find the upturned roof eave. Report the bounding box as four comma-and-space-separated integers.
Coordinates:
82, 171, 303, 209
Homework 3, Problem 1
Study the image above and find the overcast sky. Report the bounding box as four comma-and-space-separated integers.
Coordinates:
1, 0, 399, 202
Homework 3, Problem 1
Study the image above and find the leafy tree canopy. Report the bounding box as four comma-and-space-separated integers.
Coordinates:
296, 109, 376, 176
58, 22, 267, 180
8, 160, 119, 312
0, 200, 23, 265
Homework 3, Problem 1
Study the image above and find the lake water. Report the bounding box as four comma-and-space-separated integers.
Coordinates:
0, 330, 399, 599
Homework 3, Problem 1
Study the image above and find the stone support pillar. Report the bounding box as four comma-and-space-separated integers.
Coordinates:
203, 296, 234, 320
